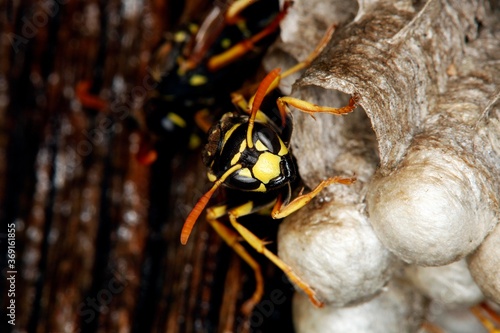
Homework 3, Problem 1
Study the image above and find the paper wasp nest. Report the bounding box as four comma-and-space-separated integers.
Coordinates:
265, 0, 500, 331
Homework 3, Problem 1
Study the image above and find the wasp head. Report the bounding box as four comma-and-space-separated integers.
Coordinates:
203, 112, 296, 192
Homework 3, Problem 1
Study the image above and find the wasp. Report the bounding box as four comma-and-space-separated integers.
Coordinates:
470, 303, 500, 333
180, 25, 359, 314
140, 0, 289, 163
76, 0, 288, 163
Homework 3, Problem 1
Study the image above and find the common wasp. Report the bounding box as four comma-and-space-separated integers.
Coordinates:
139, 0, 289, 163
181, 25, 359, 314
76, 0, 288, 163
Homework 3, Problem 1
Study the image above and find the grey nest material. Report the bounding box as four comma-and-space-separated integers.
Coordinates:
264, 0, 500, 331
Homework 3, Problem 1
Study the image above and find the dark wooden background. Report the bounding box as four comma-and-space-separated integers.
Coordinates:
0, 1, 295, 332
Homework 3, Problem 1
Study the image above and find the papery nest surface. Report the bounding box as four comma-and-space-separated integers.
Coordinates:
264, 0, 500, 331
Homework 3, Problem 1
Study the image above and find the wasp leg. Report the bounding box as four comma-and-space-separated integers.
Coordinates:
207, 2, 289, 72
274, 24, 359, 119
136, 133, 158, 165
224, 0, 260, 24
76, 80, 160, 164
209, 219, 264, 316
75, 80, 108, 111
250, 23, 337, 101
272, 176, 356, 219
226, 204, 324, 308
481, 302, 500, 324
245, 24, 353, 126
231, 92, 249, 112
420, 322, 445, 333
277, 94, 359, 119
231, 92, 282, 129
280, 24, 337, 80
206, 204, 264, 315
471, 303, 500, 333
193, 108, 213, 134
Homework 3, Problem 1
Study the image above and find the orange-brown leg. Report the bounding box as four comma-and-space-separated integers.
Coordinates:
224, 0, 261, 24
245, 23, 358, 126
276, 24, 359, 120
75, 81, 159, 164
479, 302, 500, 324
277, 95, 358, 120
272, 176, 355, 219
193, 108, 213, 134
206, 204, 264, 315
135, 132, 158, 165
75, 80, 108, 111
248, 23, 337, 102
420, 322, 445, 333
231, 92, 249, 112
471, 303, 500, 333
207, 2, 290, 72
226, 205, 324, 308
280, 24, 337, 79
231, 92, 277, 127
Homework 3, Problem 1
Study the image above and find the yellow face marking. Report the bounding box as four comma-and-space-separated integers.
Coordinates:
255, 183, 267, 192
238, 167, 252, 178
230, 152, 241, 166
252, 152, 281, 184
278, 138, 288, 156
230, 138, 247, 165
221, 38, 231, 49
167, 112, 186, 128
255, 140, 268, 152
238, 140, 246, 152
189, 74, 208, 86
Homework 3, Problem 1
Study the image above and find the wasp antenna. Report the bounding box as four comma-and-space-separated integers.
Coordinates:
180, 164, 243, 244
281, 24, 336, 79
247, 68, 282, 148
180, 184, 218, 245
